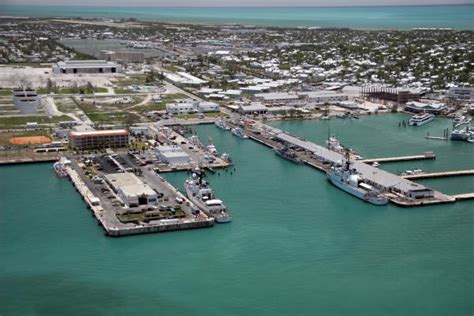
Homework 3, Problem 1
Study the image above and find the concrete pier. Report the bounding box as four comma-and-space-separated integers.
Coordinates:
361, 152, 436, 164
65, 157, 214, 237
401, 169, 474, 180
452, 193, 474, 201
234, 121, 456, 207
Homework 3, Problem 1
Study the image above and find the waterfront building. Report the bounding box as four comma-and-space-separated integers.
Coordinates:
405, 101, 447, 114
237, 103, 268, 115
447, 87, 473, 101
12, 88, 39, 114
104, 173, 158, 207
68, 129, 129, 150
155, 145, 190, 165
52, 60, 121, 74
297, 92, 349, 104
255, 92, 301, 106
166, 100, 219, 114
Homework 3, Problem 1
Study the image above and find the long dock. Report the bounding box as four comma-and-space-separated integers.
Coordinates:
401, 169, 474, 180
236, 121, 456, 207
361, 153, 436, 164
452, 193, 474, 201
0, 154, 60, 165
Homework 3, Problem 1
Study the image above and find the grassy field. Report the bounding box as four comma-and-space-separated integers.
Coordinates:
0, 89, 12, 96
37, 86, 108, 95
87, 112, 142, 125
0, 115, 73, 128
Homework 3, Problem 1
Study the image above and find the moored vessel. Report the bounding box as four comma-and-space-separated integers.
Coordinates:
274, 146, 303, 164
231, 127, 248, 139
215, 118, 231, 130
408, 113, 434, 126
327, 152, 388, 205
53, 157, 71, 177
184, 169, 232, 223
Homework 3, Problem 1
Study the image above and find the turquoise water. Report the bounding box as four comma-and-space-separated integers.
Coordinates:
0, 115, 473, 315
1, 5, 473, 30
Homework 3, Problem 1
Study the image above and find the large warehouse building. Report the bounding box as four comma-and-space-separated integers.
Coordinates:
68, 129, 129, 150
52, 60, 122, 74
104, 173, 158, 207
155, 145, 190, 165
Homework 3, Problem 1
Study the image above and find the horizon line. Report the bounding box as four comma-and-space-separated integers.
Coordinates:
1, 3, 473, 8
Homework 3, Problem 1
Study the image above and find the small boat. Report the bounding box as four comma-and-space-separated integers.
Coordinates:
274, 147, 303, 164
53, 157, 71, 177
215, 118, 231, 130
372, 161, 380, 167
231, 127, 248, 139
221, 152, 232, 163
206, 137, 218, 154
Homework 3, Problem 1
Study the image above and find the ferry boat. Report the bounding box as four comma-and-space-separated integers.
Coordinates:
231, 127, 248, 139
215, 118, 230, 130
274, 147, 303, 164
184, 169, 232, 223
451, 126, 473, 141
327, 152, 388, 205
408, 113, 434, 126
53, 157, 71, 177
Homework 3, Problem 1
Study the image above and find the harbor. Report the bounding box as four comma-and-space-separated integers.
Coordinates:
223, 117, 470, 207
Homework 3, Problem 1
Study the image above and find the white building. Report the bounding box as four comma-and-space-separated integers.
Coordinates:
155, 145, 190, 165
129, 126, 149, 136
104, 173, 158, 207
447, 87, 473, 101
52, 60, 122, 74
166, 100, 219, 114
238, 103, 268, 115
297, 92, 349, 104
255, 92, 301, 106
405, 101, 447, 114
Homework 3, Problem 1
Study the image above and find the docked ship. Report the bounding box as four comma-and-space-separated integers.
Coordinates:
326, 135, 344, 152
231, 127, 248, 139
53, 157, 71, 177
274, 146, 303, 164
327, 152, 388, 205
451, 126, 473, 141
206, 137, 218, 154
408, 113, 434, 126
184, 169, 232, 223
215, 118, 230, 130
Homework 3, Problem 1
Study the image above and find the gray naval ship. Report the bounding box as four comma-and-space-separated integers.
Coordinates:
184, 168, 232, 223
327, 152, 388, 206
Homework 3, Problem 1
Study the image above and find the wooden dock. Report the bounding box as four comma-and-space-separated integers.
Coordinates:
361, 153, 436, 164
402, 169, 474, 180
452, 193, 474, 201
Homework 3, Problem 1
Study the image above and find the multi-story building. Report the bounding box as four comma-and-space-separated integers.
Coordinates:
68, 130, 129, 150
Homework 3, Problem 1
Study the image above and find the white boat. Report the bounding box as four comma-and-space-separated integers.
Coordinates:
408, 113, 434, 126
327, 152, 388, 205
326, 135, 344, 152
231, 127, 248, 139
184, 169, 232, 223
451, 126, 473, 141
206, 137, 218, 154
215, 118, 230, 130
53, 157, 71, 177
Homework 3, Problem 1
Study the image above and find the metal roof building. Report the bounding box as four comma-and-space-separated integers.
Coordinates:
52, 60, 122, 74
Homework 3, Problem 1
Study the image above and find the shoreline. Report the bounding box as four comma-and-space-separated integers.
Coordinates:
1, 5, 473, 31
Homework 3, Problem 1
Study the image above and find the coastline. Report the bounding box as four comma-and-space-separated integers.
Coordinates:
0, 4, 473, 30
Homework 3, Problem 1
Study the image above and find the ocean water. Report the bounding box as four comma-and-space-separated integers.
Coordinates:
0, 5, 473, 30
0, 114, 473, 315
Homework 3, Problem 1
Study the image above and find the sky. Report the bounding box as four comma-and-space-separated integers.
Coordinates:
2, 0, 472, 7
